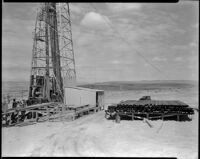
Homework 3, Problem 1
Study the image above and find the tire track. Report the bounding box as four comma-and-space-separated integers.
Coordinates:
30, 112, 106, 156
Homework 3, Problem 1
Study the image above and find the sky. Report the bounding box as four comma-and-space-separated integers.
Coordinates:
2, 2, 199, 83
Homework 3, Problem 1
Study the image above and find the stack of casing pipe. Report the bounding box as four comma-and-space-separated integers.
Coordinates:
107, 99, 194, 115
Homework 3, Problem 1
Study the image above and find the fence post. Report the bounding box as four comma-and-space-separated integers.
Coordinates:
132, 113, 134, 120
47, 107, 50, 121
35, 111, 38, 122
17, 111, 20, 124
60, 106, 62, 121
146, 113, 149, 120
177, 114, 180, 121
115, 113, 120, 123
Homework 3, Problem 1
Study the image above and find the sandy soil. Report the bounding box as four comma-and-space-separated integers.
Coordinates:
2, 111, 198, 158
2, 89, 198, 158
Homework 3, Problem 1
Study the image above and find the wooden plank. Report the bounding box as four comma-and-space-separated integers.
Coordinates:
2, 102, 59, 115
37, 115, 48, 122
75, 106, 101, 117
76, 106, 96, 114
68, 104, 89, 109
16, 121, 37, 127
148, 113, 177, 119
22, 102, 58, 110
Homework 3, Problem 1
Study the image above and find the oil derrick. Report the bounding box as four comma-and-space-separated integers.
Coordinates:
29, 3, 76, 103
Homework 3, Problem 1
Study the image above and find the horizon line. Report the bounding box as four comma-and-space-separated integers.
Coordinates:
2, 79, 198, 83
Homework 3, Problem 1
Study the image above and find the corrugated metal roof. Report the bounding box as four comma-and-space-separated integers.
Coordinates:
64, 86, 104, 92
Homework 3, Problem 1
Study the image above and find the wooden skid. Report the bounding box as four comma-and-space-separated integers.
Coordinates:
2, 103, 103, 127
106, 111, 191, 121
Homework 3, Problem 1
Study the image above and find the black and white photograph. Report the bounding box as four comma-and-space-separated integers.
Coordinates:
2, 1, 199, 158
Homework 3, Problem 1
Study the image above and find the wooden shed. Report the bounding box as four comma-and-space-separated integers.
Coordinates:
64, 87, 104, 108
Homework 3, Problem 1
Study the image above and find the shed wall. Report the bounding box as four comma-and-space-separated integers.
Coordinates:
64, 87, 96, 106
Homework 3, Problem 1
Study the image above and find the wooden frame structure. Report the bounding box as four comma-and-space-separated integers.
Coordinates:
2, 102, 102, 127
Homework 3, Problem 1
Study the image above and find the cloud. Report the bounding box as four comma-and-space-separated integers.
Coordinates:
111, 60, 120, 64
107, 3, 142, 12
192, 23, 198, 29
2, 15, 34, 82
152, 57, 167, 62
173, 57, 184, 62
80, 12, 111, 30
189, 42, 197, 47
69, 3, 83, 14
2, 3, 198, 82
3, 18, 35, 41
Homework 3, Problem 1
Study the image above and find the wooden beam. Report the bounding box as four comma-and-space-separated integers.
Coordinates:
17, 114, 20, 124
132, 113, 134, 120
35, 112, 38, 122
146, 113, 149, 120
177, 115, 180, 121
47, 107, 50, 121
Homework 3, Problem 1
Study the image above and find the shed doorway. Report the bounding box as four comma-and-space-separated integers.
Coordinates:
96, 92, 104, 107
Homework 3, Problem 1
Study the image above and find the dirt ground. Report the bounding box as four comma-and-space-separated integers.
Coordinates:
2, 109, 198, 158
2, 88, 198, 158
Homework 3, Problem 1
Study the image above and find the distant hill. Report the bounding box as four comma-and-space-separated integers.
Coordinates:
2, 80, 198, 93
78, 80, 198, 91
2, 81, 29, 92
